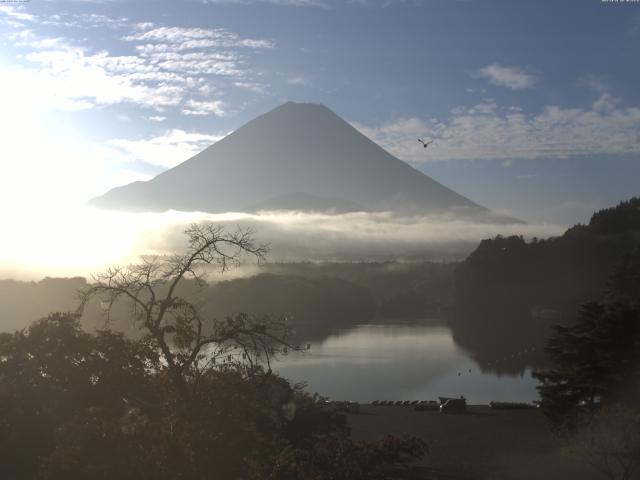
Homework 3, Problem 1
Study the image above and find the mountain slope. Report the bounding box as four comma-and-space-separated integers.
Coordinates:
91, 102, 514, 221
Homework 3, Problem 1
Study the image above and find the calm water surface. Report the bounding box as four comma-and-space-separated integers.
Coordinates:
274, 324, 539, 404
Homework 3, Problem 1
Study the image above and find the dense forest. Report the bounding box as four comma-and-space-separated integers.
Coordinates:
529, 245, 640, 480
452, 197, 640, 373
535, 245, 640, 427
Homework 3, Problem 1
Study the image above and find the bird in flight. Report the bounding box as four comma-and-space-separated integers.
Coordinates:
418, 139, 433, 149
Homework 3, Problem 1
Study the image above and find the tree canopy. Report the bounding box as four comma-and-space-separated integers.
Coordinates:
534, 247, 640, 430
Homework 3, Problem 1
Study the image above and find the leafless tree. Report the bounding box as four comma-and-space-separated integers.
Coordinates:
79, 223, 296, 405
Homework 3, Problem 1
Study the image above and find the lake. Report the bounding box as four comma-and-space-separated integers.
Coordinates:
274, 323, 540, 404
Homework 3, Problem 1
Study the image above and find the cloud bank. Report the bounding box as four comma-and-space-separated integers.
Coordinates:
353, 96, 640, 163
0, 208, 563, 280
0, 10, 272, 114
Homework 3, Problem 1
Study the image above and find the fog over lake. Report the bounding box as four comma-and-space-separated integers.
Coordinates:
0, 207, 561, 280
275, 323, 539, 404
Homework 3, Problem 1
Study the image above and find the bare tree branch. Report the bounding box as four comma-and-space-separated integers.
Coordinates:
78, 222, 292, 406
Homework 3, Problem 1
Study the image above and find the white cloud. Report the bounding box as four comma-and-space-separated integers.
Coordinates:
1, 44, 183, 111
234, 81, 268, 93
286, 75, 312, 86
201, 0, 329, 7
40, 13, 130, 29
0, 5, 34, 25
1, 13, 273, 113
353, 97, 640, 162
200, 0, 420, 6
109, 129, 228, 168
139, 51, 243, 77
13, 35, 67, 49
477, 63, 537, 90
124, 26, 273, 49
182, 99, 227, 116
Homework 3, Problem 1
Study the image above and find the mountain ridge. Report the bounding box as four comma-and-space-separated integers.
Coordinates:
91, 101, 521, 223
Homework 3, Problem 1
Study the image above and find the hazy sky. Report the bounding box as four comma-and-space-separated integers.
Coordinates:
0, 0, 639, 263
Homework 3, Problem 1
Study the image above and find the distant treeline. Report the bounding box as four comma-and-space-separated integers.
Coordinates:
452, 197, 640, 373
0, 262, 456, 340
256, 261, 454, 317
0, 277, 88, 333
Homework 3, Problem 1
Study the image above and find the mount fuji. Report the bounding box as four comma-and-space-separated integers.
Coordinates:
91, 102, 520, 223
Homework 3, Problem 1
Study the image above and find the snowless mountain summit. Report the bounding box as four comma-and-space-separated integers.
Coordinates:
91, 102, 518, 222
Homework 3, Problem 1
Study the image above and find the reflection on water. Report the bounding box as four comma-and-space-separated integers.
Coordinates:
274, 324, 539, 403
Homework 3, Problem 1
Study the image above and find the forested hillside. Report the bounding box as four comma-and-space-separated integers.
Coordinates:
452, 198, 640, 372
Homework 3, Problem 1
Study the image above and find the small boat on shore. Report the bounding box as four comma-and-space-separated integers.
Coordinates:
440, 397, 467, 414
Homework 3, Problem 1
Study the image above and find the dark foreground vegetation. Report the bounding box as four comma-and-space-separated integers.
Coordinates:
531, 245, 640, 480
0, 313, 426, 480
535, 246, 640, 428
0, 225, 426, 480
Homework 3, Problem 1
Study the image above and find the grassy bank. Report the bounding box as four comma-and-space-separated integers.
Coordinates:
348, 405, 598, 480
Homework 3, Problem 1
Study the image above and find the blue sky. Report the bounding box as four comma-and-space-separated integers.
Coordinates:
0, 0, 639, 225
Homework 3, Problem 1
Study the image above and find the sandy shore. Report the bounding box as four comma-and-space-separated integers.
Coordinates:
348, 405, 599, 480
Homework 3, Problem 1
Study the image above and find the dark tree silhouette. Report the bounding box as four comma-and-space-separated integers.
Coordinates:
534, 248, 640, 430
0, 313, 161, 479
79, 223, 292, 405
